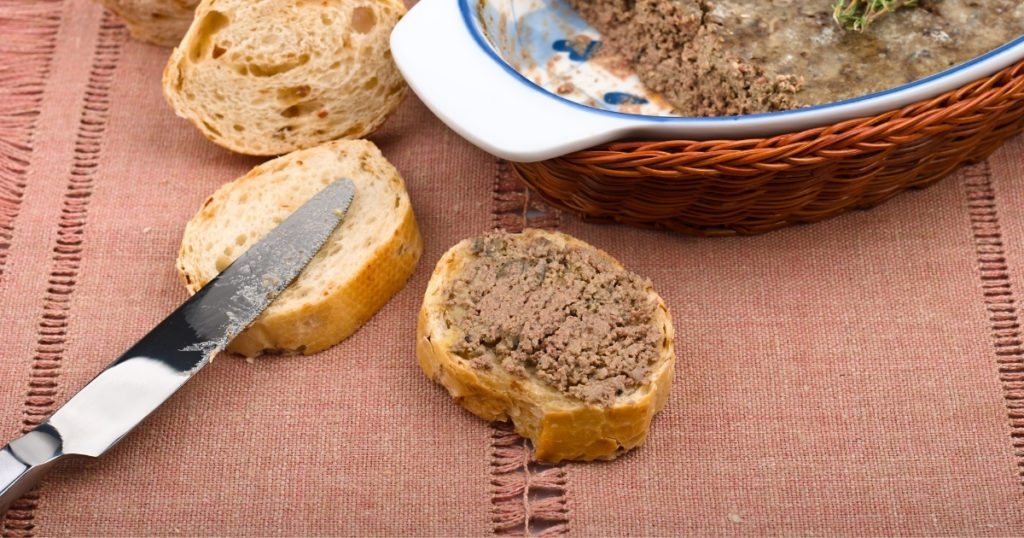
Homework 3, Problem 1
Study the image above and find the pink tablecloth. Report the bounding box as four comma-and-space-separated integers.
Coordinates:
2, 1, 1024, 535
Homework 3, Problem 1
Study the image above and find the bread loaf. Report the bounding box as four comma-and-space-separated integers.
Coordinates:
177, 139, 422, 357
417, 229, 675, 462
162, 0, 407, 156
95, 0, 199, 47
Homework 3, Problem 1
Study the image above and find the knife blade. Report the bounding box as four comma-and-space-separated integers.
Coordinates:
0, 177, 356, 514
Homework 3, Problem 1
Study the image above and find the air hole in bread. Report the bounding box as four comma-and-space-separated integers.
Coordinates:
233, 124, 244, 132
277, 85, 311, 104
280, 100, 323, 118
235, 234, 247, 246
187, 10, 228, 63
201, 120, 221, 137
351, 6, 376, 34
212, 45, 226, 59
248, 53, 310, 77
362, 77, 378, 90
214, 253, 231, 272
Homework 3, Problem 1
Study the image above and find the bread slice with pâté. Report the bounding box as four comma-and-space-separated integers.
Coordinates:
417, 229, 675, 462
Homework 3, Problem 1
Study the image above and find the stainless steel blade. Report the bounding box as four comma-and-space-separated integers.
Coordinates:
0, 177, 356, 513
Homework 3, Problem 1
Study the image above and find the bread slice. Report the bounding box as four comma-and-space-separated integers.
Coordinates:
162, 0, 407, 156
177, 139, 422, 357
417, 229, 675, 462
96, 0, 199, 48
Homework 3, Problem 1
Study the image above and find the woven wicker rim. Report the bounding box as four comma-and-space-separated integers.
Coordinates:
512, 59, 1024, 236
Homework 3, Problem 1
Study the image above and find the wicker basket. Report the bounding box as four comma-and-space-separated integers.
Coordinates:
511, 59, 1024, 236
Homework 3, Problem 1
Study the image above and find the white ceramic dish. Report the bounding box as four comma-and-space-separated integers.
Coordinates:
390, 0, 1024, 162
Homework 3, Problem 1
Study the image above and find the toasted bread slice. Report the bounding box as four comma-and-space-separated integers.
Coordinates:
96, 0, 199, 48
162, 0, 407, 156
417, 229, 675, 462
177, 139, 422, 357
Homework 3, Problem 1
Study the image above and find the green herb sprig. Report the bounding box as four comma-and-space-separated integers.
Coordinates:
832, 0, 919, 32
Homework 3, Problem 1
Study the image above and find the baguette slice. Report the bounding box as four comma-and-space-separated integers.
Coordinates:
417, 229, 675, 462
178, 139, 422, 357
96, 0, 200, 47
162, 0, 407, 156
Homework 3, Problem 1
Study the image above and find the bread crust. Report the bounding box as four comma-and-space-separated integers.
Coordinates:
177, 139, 422, 357
230, 201, 420, 356
416, 229, 674, 463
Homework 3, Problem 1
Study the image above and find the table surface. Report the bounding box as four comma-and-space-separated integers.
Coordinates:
2, 1, 1024, 535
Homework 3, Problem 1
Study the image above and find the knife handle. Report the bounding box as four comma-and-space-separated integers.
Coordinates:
0, 426, 65, 515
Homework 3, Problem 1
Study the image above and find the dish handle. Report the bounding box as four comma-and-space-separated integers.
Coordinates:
390, 0, 634, 162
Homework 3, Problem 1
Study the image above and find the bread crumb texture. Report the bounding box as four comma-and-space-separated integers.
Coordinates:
162, 0, 408, 155
417, 229, 675, 462
177, 139, 422, 357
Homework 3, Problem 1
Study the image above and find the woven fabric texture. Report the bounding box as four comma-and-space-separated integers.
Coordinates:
2, 0, 1024, 535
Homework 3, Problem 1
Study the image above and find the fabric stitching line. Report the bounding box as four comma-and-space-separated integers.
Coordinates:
1, 12, 125, 538
488, 160, 568, 536
0, 0, 65, 533
0, 1, 63, 281
962, 160, 1024, 497
489, 424, 570, 537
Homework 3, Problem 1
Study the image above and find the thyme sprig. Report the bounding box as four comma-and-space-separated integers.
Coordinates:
832, 0, 919, 32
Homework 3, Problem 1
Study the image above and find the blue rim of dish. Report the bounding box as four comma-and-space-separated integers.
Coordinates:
459, 0, 1024, 126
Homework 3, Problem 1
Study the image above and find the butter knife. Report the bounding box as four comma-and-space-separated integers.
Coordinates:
0, 177, 356, 514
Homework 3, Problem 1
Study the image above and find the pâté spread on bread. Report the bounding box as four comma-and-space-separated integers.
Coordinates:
444, 232, 662, 406
566, 0, 1024, 116
417, 229, 675, 462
